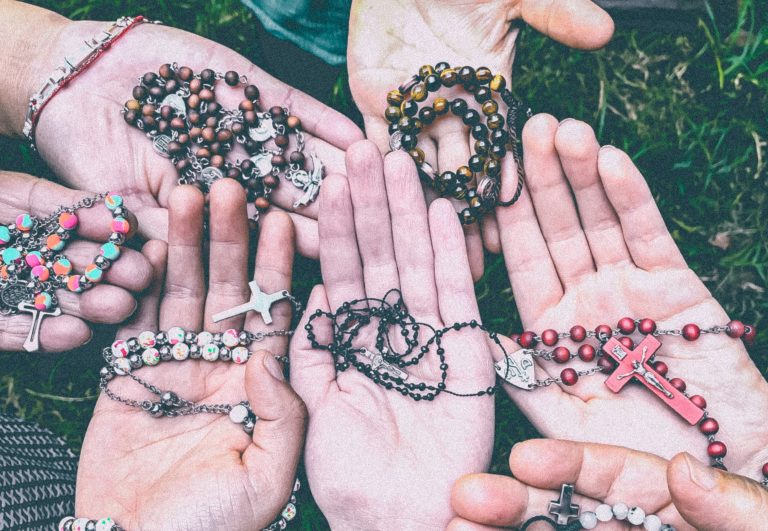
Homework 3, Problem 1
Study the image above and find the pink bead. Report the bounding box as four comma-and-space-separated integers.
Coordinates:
25, 252, 44, 268
111, 217, 130, 234
595, 324, 613, 339
31, 265, 49, 281
707, 441, 727, 458
682, 323, 700, 341
618, 337, 634, 350
762, 463, 768, 477
66, 275, 82, 292
699, 418, 719, 435
638, 318, 657, 335
617, 317, 635, 334
652, 361, 669, 376
670, 377, 686, 391
222, 329, 240, 347
111, 340, 129, 358
561, 368, 578, 386
519, 331, 537, 348
553, 347, 570, 364
690, 394, 707, 409
569, 325, 587, 342
541, 329, 558, 346
578, 344, 595, 362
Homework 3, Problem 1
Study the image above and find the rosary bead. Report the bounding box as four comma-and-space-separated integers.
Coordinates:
149, 86, 165, 99
456, 166, 473, 182
481, 99, 498, 116
618, 337, 634, 350
196, 331, 213, 346
462, 109, 480, 126
518, 331, 537, 348
142, 348, 160, 366
111, 340, 129, 358
401, 99, 419, 118
579, 511, 598, 529
450, 98, 468, 116
33, 292, 52, 310
726, 319, 745, 338
669, 378, 686, 391
232, 346, 250, 364
627, 507, 645, 525
578, 344, 596, 362
172, 342, 190, 361
474, 139, 490, 155
618, 317, 636, 334
475, 66, 492, 84
210, 155, 225, 168
487, 113, 505, 130
400, 133, 417, 150
762, 462, 768, 477
699, 417, 719, 435
707, 441, 727, 458
138, 331, 156, 348
408, 148, 425, 165
385, 105, 401, 123
743, 325, 756, 344
131, 83, 147, 100
202, 343, 220, 361
159, 346, 173, 361
553, 347, 570, 364
411, 82, 428, 102
489, 73, 506, 92
439, 68, 458, 87
457, 66, 475, 84
643, 514, 662, 531
94, 518, 115, 531
682, 323, 700, 341
612, 502, 629, 520
111, 217, 131, 234
568, 325, 587, 342
595, 504, 613, 522
84, 264, 103, 283
690, 394, 707, 409
561, 368, 578, 386
221, 329, 239, 347
433, 97, 449, 114
128, 354, 142, 369
652, 360, 668, 376
254, 196, 270, 210
386, 90, 404, 106
540, 329, 559, 347
468, 154, 484, 173
595, 324, 613, 339
189, 344, 201, 358
597, 356, 615, 372
240, 84, 259, 102
199, 88, 215, 102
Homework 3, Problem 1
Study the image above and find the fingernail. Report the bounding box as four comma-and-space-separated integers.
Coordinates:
684, 453, 719, 490
85, 329, 94, 345
559, 118, 575, 125
599, 144, 617, 152
263, 354, 285, 381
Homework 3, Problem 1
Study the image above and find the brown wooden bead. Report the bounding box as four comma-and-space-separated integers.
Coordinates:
177, 133, 190, 145
125, 99, 141, 111
244, 111, 258, 125
199, 88, 215, 102
189, 127, 203, 139
159, 105, 173, 119
188, 94, 201, 109
142, 72, 159, 86
167, 141, 184, 155
254, 197, 270, 210
188, 111, 201, 125
271, 154, 286, 167
439, 68, 458, 87
239, 100, 255, 112
227, 168, 241, 179
175, 159, 189, 172
165, 79, 179, 94
481, 100, 498, 116
210, 155, 225, 168
232, 123, 245, 135
289, 151, 305, 165
411, 83, 428, 102
270, 106, 285, 118
205, 116, 218, 128
409, 147, 425, 165
207, 101, 221, 115
209, 142, 222, 154
141, 104, 155, 116
159, 63, 174, 79
475, 67, 492, 83
286, 116, 301, 130
217, 129, 233, 143
195, 147, 211, 158
189, 78, 202, 94
385, 106, 401, 123
123, 110, 138, 124
131, 86, 147, 100
274, 135, 289, 148
202, 127, 216, 142
419, 65, 435, 79
457, 166, 473, 182
224, 71, 240, 86
149, 86, 165, 99
177, 66, 193, 81
141, 115, 156, 128
244, 85, 259, 100
489, 74, 506, 92
170, 117, 185, 130
157, 120, 170, 134
200, 68, 216, 84
433, 97, 448, 114
386, 90, 404, 106
263, 175, 279, 188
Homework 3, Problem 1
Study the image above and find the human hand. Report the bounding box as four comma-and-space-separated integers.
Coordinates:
348, 0, 614, 278
76, 180, 306, 530
3, 3, 363, 256
494, 115, 768, 477
0, 170, 151, 352
449, 439, 768, 531
290, 141, 496, 530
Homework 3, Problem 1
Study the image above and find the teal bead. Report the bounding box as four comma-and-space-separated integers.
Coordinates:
105, 194, 124, 210
84, 264, 103, 282
1, 247, 21, 263
100, 242, 121, 260
0, 226, 11, 245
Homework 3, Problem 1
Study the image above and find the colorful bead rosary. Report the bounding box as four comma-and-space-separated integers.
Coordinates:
385, 63, 530, 224
0, 193, 130, 351
305, 289, 764, 479
123, 63, 324, 213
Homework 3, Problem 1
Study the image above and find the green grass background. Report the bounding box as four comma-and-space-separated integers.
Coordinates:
0, 1, 766, 529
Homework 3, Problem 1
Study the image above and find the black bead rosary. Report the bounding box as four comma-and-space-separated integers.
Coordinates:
304, 289, 504, 400
123, 63, 323, 213
385, 63, 531, 224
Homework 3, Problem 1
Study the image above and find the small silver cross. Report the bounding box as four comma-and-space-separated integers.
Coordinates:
359, 348, 409, 380
548, 484, 580, 525
212, 281, 289, 325
18, 301, 61, 352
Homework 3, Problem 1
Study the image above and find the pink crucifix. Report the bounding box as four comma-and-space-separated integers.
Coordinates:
602, 334, 704, 425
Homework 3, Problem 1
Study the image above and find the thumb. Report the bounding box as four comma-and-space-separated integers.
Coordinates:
667, 452, 768, 530
521, 0, 615, 50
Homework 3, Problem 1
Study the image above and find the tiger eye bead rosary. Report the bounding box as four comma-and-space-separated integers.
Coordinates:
385, 63, 531, 224
0, 193, 130, 351
123, 63, 324, 212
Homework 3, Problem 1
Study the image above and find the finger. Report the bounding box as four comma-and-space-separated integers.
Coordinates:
318, 175, 365, 310
116, 240, 168, 339
520, 0, 614, 50
0, 313, 90, 353
288, 284, 336, 411
56, 285, 137, 324
133, 204, 169, 241
384, 151, 440, 322
204, 179, 250, 331
160, 186, 206, 331
61, 241, 153, 292
446, 517, 503, 531
496, 148, 563, 325
243, 349, 307, 512
451, 473, 530, 526
554, 120, 632, 268
346, 140, 400, 298
597, 146, 688, 271
481, 213, 501, 254
286, 211, 318, 259
523, 114, 595, 286
509, 439, 672, 508
362, 115, 393, 155
246, 211, 295, 356
668, 452, 768, 531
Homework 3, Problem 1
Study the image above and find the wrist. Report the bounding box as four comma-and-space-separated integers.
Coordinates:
0, 3, 70, 137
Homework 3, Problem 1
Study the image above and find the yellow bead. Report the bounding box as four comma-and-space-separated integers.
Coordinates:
385, 105, 402, 123
411, 83, 428, 102
476, 67, 492, 83
387, 90, 404, 106
481, 100, 498, 116
457, 166, 473, 182
419, 65, 435, 79
490, 74, 506, 92
409, 148, 425, 164
433, 97, 448, 114
439, 68, 458, 87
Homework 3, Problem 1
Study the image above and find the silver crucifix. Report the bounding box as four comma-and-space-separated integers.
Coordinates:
548, 483, 580, 525
212, 281, 289, 325
18, 301, 61, 352
359, 348, 409, 380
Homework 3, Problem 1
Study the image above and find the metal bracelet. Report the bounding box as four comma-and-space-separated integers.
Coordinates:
23, 15, 159, 149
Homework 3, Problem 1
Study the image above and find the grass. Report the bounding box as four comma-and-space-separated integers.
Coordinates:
1, 0, 766, 528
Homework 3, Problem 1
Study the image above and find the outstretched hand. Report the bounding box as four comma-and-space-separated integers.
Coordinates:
494, 115, 768, 477
77, 181, 306, 530
348, 0, 614, 278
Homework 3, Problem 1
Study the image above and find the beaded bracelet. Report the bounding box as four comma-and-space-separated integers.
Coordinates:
385, 62, 531, 224
0, 192, 131, 351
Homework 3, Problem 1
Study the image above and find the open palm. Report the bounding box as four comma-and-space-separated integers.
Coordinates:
290, 142, 495, 528
77, 181, 306, 530
495, 115, 768, 478
31, 18, 362, 254
348, 0, 614, 278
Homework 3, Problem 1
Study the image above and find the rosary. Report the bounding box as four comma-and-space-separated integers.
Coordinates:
0, 193, 130, 351
123, 63, 323, 214
385, 62, 531, 224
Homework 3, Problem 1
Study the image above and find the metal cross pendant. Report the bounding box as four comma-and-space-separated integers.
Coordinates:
548, 484, 580, 525
359, 348, 409, 380
212, 281, 289, 325
602, 334, 704, 425
17, 301, 61, 352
